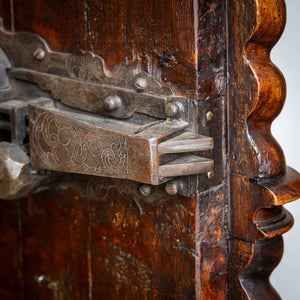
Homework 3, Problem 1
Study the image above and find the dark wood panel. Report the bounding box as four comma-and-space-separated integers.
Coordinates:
10, 0, 199, 98
196, 184, 228, 299
20, 190, 89, 299
0, 0, 12, 30
195, 1, 226, 100
13, 0, 87, 51
0, 0, 229, 299
89, 190, 197, 299
0, 200, 22, 299
119, 0, 196, 97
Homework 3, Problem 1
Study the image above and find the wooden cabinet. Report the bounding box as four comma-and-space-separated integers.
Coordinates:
0, 1, 299, 299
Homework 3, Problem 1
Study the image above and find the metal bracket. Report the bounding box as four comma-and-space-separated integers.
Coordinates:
0, 23, 215, 199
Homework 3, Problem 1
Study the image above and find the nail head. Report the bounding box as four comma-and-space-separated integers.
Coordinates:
104, 95, 122, 111
135, 77, 148, 91
206, 111, 213, 122
165, 180, 183, 196
139, 184, 152, 197
165, 102, 183, 118
34, 48, 46, 61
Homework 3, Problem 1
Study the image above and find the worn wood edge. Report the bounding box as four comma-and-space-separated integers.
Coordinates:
228, 0, 299, 298
196, 183, 229, 299
245, 0, 287, 179
232, 237, 283, 300
255, 206, 294, 239
252, 167, 300, 238
259, 166, 300, 206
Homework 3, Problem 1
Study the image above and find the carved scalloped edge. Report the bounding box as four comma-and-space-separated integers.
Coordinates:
239, 237, 283, 300
242, 0, 300, 241
252, 167, 300, 239
260, 167, 300, 206
235, 1, 300, 298
245, 0, 287, 179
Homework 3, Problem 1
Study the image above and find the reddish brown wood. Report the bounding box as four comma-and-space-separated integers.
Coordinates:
229, 237, 283, 300
0, 201, 22, 299
89, 191, 197, 298
0, 0, 299, 299
13, 0, 87, 51
228, 0, 286, 179
227, 0, 300, 298
20, 190, 90, 299
195, 184, 228, 299
0, 0, 229, 299
0, 0, 12, 31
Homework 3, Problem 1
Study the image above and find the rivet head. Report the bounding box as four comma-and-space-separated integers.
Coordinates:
139, 184, 152, 197
165, 180, 183, 196
165, 102, 183, 118
34, 48, 46, 61
206, 111, 213, 122
104, 95, 122, 111
207, 171, 214, 179
135, 77, 148, 91
36, 275, 47, 285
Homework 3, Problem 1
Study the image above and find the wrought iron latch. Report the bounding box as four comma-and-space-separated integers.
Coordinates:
0, 23, 214, 199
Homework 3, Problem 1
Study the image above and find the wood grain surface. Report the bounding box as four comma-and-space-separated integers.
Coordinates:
1, 0, 300, 299
0, 1, 228, 299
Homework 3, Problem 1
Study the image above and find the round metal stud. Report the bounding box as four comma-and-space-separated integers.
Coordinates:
206, 111, 214, 122
207, 171, 214, 179
134, 77, 148, 91
104, 95, 122, 111
139, 184, 152, 197
36, 275, 46, 284
165, 180, 183, 196
33, 48, 46, 61
165, 102, 183, 118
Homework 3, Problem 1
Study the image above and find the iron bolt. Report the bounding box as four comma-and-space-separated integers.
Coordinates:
165, 180, 183, 196
165, 102, 183, 118
207, 171, 214, 179
104, 95, 122, 111
33, 48, 46, 60
139, 184, 152, 197
134, 77, 148, 91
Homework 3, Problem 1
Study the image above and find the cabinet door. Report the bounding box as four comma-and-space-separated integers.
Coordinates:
0, 1, 299, 299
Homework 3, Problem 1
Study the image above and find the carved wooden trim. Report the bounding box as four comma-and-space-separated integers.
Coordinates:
228, 0, 300, 298
245, 0, 286, 179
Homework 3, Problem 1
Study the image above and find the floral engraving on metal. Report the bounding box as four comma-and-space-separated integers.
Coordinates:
0, 24, 181, 120
65, 50, 108, 81
30, 107, 129, 176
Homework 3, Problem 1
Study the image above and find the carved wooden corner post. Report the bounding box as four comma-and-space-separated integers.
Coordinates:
228, 0, 300, 299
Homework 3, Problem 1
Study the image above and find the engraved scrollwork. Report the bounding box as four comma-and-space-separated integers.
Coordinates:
65, 50, 109, 82
30, 108, 128, 176
0, 24, 176, 119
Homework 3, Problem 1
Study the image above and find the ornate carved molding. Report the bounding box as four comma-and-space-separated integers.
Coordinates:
245, 0, 287, 179
228, 0, 300, 298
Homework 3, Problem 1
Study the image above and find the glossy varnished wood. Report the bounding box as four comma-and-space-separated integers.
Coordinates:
227, 0, 300, 298
1, 0, 300, 299
0, 201, 21, 299
0, 1, 228, 299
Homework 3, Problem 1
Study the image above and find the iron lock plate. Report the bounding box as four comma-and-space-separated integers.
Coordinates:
0, 20, 216, 200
